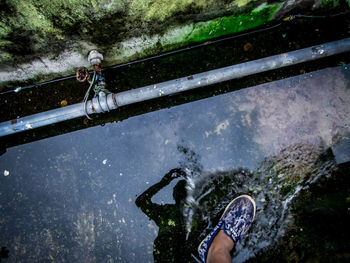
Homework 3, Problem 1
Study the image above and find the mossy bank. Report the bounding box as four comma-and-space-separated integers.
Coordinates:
0, 0, 347, 87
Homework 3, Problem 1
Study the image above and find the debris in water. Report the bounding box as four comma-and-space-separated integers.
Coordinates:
103, 159, 108, 165
243, 42, 253, 52
3, 170, 9, 176
60, 100, 68, 107
168, 219, 176, 226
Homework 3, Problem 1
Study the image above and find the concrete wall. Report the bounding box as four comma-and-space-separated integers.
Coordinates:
0, 0, 347, 86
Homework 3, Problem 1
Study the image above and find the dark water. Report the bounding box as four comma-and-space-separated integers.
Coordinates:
0, 65, 350, 262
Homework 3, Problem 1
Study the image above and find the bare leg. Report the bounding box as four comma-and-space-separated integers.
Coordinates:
207, 230, 234, 263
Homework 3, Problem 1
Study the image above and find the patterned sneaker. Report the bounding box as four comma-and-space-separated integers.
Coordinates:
198, 195, 256, 263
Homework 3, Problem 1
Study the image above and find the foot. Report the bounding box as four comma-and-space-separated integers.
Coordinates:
198, 195, 256, 263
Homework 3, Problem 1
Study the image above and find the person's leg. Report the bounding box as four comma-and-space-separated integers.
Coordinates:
207, 230, 234, 263
198, 195, 256, 263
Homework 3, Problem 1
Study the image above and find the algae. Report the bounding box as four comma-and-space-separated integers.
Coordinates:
183, 4, 281, 43
0, 0, 281, 62
129, 0, 215, 22
0, 0, 348, 85
322, 0, 341, 8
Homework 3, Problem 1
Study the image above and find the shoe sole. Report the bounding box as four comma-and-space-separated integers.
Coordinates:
221, 194, 256, 221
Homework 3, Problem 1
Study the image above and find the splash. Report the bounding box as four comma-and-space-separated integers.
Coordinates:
183, 142, 337, 262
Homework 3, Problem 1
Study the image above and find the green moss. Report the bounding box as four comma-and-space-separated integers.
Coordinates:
321, 0, 340, 8
0, 0, 64, 49
0, 0, 281, 68
0, 40, 12, 48
184, 4, 281, 44
233, 0, 256, 8
0, 19, 11, 39
129, 0, 215, 22
129, 0, 263, 22
140, 3, 281, 60
31, 0, 91, 29
0, 0, 123, 47
0, 51, 13, 62
14, 1, 59, 36
0, 0, 123, 64
0, 0, 344, 82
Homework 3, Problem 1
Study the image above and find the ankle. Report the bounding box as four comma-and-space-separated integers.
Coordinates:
207, 230, 234, 263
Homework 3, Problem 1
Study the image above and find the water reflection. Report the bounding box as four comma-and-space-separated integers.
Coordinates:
0, 66, 349, 262
136, 168, 193, 262
135, 142, 347, 263
0, 247, 9, 262
184, 143, 339, 263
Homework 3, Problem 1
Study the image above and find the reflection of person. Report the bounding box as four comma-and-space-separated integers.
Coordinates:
136, 168, 192, 262
0, 247, 9, 262
198, 195, 256, 263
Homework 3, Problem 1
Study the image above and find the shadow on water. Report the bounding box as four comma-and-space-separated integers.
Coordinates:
138, 142, 349, 262
135, 169, 192, 262
0, 247, 9, 262
135, 146, 204, 262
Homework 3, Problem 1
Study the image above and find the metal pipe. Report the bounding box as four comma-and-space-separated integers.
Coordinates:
114, 38, 350, 106
1, 38, 349, 137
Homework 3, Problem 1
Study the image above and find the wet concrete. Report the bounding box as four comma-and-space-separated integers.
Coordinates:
0, 64, 349, 262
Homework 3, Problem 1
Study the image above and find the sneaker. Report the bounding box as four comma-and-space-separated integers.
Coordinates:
198, 195, 256, 263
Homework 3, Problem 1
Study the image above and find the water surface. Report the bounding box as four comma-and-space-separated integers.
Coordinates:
0, 65, 349, 262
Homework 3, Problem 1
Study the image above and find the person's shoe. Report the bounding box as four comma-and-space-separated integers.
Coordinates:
198, 194, 256, 263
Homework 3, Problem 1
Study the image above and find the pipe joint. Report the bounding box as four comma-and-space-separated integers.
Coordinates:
86, 92, 118, 115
